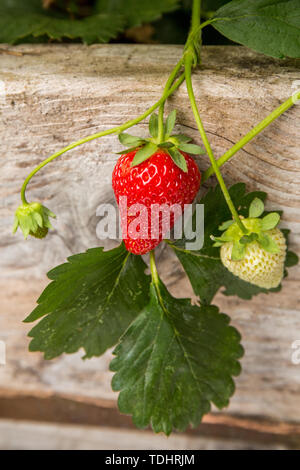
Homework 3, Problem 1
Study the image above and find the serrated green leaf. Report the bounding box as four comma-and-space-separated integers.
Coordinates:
213, 0, 300, 59
149, 114, 159, 138
24, 243, 150, 359
132, 142, 158, 166
286, 250, 299, 267
170, 183, 297, 303
118, 133, 145, 147
0, 0, 124, 44
110, 278, 243, 435
168, 148, 188, 172
261, 212, 280, 231
249, 197, 264, 218
96, 0, 180, 28
177, 143, 206, 155
164, 110, 177, 137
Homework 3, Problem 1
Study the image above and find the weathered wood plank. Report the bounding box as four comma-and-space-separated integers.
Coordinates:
0, 44, 300, 447
0, 389, 300, 449
1, 417, 289, 450
1, 44, 299, 278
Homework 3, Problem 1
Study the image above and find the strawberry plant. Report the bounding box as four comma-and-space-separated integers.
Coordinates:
13, 0, 299, 435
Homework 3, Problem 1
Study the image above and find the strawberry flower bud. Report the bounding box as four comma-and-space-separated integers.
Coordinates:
13, 202, 56, 239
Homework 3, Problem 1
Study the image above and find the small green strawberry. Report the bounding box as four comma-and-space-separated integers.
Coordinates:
212, 198, 286, 289
30, 226, 49, 239
13, 202, 56, 239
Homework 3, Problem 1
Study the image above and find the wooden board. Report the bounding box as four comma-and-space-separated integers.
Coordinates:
0, 44, 300, 449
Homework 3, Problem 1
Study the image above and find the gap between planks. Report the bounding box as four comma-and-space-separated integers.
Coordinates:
0, 388, 299, 448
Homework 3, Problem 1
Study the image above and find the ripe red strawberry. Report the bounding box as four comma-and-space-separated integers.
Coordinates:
112, 149, 201, 255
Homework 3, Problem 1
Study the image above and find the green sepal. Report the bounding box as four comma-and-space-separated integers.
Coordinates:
118, 133, 145, 147
211, 235, 228, 246
168, 147, 188, 172
33, 211, 43, 228
218, 220, 234, 231
231, 242, 246, 261
261, 212, 280, 231
258, 233, 280, 254
171, 134, 192, 144
132, 142, 158, 166
240, 233, 258, 244
12, 215, 19, 234
178, 143, 206, 155
117, 146, 141, 155
158, 142, 174, 149
164, 110, 177, 137
249, 198, 264, 218
212, 242, 222, 248
149, 113, 159, 138
42, 206, 56, 218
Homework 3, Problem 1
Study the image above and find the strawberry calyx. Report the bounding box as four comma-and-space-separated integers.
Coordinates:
118, 110, 205, 173
211, 197, 281, 261
13, 201, 56, 239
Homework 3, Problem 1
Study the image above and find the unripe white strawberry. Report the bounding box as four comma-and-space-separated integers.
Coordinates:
212, 198, 288, 289
220, 227, 286, 288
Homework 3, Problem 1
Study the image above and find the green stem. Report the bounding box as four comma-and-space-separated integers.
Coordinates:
20, 68, 185, 205
157, 58, 184, 143
184, 0, 202, 66
203, 91, 300, 182
191, 0, 201, 30
149, 250, 159, 286
184, 53, 247, 234
157, 104, 165, 143
149, 251, 167, 315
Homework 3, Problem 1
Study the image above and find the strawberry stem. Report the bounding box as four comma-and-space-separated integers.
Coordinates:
157, 105, 165, 144
203, 91, 300, 181
191, 0, 201, 32
185, 1, 247, 232
149, 250, 159, 286
157, 58, 185, 144
184, 52, 247, 234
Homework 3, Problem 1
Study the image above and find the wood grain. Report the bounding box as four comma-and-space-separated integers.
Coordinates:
0, 44, 299, 449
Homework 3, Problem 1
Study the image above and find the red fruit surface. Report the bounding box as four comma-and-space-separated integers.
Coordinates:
112, 149, 201, 255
